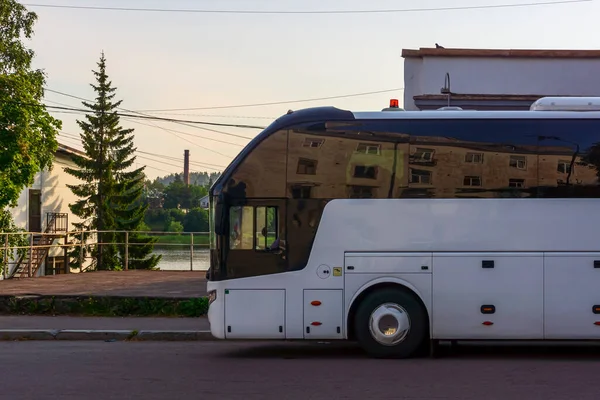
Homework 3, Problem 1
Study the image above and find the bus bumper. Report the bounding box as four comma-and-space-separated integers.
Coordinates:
207, 288, 225, 339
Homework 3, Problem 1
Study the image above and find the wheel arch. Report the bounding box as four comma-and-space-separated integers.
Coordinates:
346, 278, 431, 341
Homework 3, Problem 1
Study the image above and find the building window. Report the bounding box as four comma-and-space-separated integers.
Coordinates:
509, 155, 527, 170
412, 148, 434, 162
557, 160, 572, 174
410, 169, 432, 185
509, 178, 525, 188
355, 143, 381, 155
291, 185, 312, 199
353, 165, 377, 179
296, 158, 317, 175
348, 185, 375, 198
463, 176, 481, 187
302, 138, 324, 148
465, 152, 484, 163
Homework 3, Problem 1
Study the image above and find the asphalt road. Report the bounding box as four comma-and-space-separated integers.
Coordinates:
2, 341, 600, 400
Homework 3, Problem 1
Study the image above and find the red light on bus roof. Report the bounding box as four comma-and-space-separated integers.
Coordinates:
389, 99, 399, 108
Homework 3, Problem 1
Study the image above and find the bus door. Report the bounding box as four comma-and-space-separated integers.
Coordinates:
225, 199, 287, 279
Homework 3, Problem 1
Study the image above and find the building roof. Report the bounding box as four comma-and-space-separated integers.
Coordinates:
56, 143, 86, 158
402, 47, 600, 59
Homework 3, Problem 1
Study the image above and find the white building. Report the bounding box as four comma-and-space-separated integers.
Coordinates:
402, 47, 600, 111
4, 143, 86, 278
199, 195, 209, 209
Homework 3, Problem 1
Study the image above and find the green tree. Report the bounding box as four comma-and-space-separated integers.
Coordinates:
0, 0, 61, 273
64, 53, 160, 270
183, 208, 209, 232
163, 180, 208, 210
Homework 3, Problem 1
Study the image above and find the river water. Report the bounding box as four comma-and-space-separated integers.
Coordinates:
152, 246, 210, 271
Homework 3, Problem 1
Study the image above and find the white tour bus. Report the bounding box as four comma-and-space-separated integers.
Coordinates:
206, 97, 600, 358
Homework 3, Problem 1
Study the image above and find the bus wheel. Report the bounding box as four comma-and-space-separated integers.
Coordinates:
354, 287, 427, 359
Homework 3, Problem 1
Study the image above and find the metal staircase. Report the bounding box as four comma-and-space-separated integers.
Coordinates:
8, 213, 68, 279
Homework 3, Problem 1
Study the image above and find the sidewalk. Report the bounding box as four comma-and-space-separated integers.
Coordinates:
0, 270, 207, 298
0, 315, 213, 342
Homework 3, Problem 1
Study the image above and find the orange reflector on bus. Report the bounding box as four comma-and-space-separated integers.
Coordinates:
311, 301, 322, 306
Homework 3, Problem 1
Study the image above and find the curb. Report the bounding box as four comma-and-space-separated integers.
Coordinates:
0, 329, 216, 341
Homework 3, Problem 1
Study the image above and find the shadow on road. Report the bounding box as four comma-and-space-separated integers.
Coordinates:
222, 341, 369, 359
220, 341, 600, 361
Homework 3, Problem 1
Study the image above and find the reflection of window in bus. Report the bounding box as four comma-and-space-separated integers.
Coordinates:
229, 206, 253, 250
230, 205, 280, 251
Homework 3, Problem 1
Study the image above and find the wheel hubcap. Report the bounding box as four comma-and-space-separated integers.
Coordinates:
369, 303, 410, 346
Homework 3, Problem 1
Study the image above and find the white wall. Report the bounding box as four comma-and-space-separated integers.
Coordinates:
403, 56, 600, 110
9, 151, 84, 233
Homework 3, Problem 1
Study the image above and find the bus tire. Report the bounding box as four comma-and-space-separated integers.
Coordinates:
354, 287, 427, 359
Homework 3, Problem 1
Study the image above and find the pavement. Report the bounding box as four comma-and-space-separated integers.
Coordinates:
0, 271, 209, 341
0, 270, 207, 298
2, 340, 600, 400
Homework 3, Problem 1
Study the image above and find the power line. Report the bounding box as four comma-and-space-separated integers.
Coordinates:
118, 115, 250, 143
136, 150, 226, 169
46, 84, 404, 113
59, 131, 226, 170
22, 0, 592, 14
138, 88, 405, 112
57, 135, 180, 174
144, 112, 275, 119
45, 89, 246, 161
119, 116, 237, 158
39, 101, 266, 130
44, 88, 260, 151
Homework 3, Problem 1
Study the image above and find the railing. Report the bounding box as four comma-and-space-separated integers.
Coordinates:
47, 213, 68, 233
0, 230, 210, 279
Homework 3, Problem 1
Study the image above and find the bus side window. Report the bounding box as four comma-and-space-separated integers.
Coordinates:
229, 206, 254, 250
256, 206, 279, 250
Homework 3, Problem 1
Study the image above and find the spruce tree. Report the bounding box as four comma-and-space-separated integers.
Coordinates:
65, 52, 160, 270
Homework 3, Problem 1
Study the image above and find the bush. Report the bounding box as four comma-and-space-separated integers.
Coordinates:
167, 220, 184, 233
0, 295, 209, 317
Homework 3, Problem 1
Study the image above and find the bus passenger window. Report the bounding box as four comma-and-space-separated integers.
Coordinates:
229, 206, 254, 250
256, 206, 279, 250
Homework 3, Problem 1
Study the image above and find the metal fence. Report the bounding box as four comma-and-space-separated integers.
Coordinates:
0, 230, 210, 279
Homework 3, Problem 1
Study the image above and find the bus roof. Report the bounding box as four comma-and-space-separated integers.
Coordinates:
210, 103, 600, 196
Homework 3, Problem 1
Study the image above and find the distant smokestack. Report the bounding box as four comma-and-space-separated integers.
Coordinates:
183, 150, 190, 186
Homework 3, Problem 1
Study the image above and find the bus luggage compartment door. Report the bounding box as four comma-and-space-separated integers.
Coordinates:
224, 289, 286, 339
303, 289, 344, 339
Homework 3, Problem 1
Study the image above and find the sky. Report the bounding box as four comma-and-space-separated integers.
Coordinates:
20, 0, 600, 179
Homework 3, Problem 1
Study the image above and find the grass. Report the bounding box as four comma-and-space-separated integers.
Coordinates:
0, 295, 209, 317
